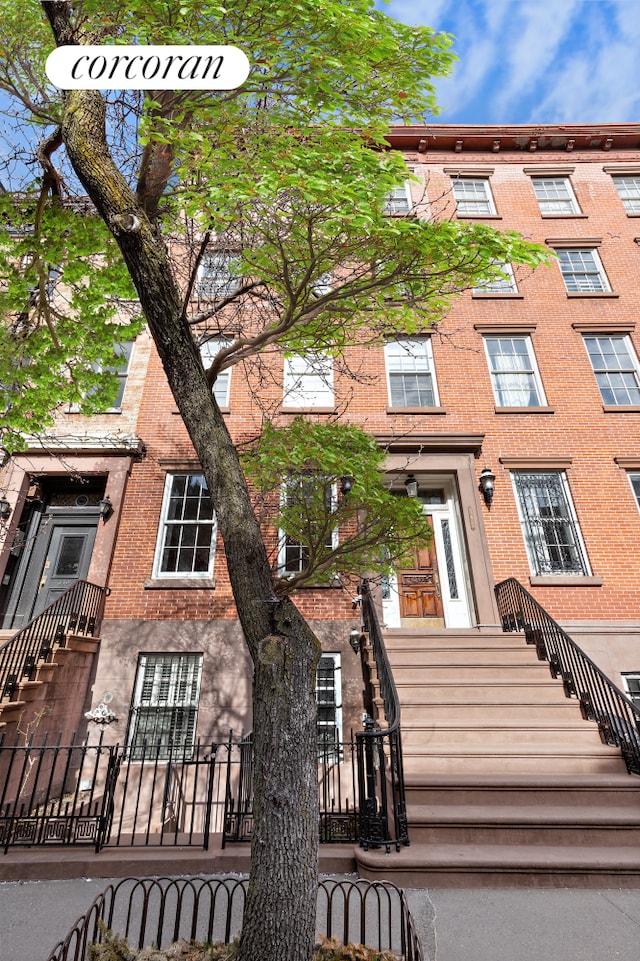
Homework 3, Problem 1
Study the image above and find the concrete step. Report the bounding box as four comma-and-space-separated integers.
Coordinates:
400, 701, 583, 724
401, 724, 606, 749
404, 773, 640, 807
395, 680, 567, 702
392, 664, 555, 684
356, 841, 640, 888
402, 745, 625, 776
388, 648, 538, 667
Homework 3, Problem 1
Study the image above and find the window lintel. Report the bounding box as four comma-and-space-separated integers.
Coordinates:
500, 457, 572, 469
546, 237, 603, 248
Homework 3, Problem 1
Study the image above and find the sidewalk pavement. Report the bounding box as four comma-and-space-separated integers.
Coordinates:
2, 876, 640, 961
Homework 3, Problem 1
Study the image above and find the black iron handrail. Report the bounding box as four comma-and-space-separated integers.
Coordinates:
496, 577, 640, 775
358, 580, 409, 851
0, 580, 106, 703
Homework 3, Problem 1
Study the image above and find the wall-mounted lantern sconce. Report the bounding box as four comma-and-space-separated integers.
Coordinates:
478, 467, 496, 508
404, 474, 419, 498
0, 497, 11, 520
340, 475, 354, 495
98, 495, 114, 521
349, 627, 361, 655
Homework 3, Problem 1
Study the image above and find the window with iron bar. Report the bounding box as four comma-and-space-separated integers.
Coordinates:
512, 471, 590, 576
127, 653, 203, 760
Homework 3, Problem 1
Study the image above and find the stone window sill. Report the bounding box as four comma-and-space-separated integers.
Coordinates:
456, 214, 502, 220
565, 292, 619, 299
386, 406, 447, 415
143, 577, 217, 590
603, 405, 640, 413
280, 407, 336, 415
472, 293, 524, 300
541, 213, 588, 219
494, 406, 555, 414
529, 575, 603, 587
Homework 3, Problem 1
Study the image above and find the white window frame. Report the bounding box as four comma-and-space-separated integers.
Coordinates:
612, 176, 640, 214
278, 476, 338, 576
583, 335, 640, 406
451, 177, 496, 216
153, 473, 217, 579
69, 339, 134, 413
282, 353, 334, 408
512, 471, 591, 577
532, 176, 580, 215
558, 248, 610, 293
199, 338, 232, 407
473, 262, 518, 295
483, 335, 546, 408
622, 673, 640, 710
316, 652, 342, 753
127, 653, 203, 760
628, 472, 640, 513
195, 253, 241, 300
384, 182, 412, 215
312, 272, 333, 297
384, 338, 439, 408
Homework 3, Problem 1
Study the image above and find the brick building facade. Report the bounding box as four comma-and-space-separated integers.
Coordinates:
2, 122, 640, 753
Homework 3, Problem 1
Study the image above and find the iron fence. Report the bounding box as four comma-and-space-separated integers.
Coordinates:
46, 876, 424, 961
0, 580, 106, 702
496, 576, 640, 775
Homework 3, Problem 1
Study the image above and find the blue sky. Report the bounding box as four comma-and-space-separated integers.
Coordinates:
383, 0, 640, 125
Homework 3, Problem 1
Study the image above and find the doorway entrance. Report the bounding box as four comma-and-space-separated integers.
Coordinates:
382, 477, 473, 629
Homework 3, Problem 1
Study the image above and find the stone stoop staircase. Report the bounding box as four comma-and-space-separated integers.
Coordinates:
356, 628, 640, 888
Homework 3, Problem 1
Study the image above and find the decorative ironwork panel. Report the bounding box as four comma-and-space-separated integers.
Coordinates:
440, 519, 459, 599
513, 472, 588, 575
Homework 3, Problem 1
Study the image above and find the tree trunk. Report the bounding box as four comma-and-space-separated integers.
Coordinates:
40, 8, 322, 953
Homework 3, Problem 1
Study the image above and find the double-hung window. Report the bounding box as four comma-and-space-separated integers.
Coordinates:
316, 653, 342, 755
628, 472, 640, 511
583, 335, 640, 406
473, 262, 518, 295
279, 475, 337, 576
484, 336, 545, 407
558, 248, 609, 293
512, 471, 589, 576
128, 653, 202, 760
622, 674, 640, 710
385, 339, 438, 408
283, 353, 334, 408
199, 338, 232, 407
532, 177, 580, 215
451, 178, 496, 216
196, 253, 240, 300
384, 183, 412, 215
154, 473, 216, 578
612, 176, 640, 214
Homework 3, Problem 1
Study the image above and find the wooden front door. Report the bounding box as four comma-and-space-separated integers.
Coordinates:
398, 516, 444, 623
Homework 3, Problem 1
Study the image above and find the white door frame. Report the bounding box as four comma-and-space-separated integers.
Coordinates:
382, 476, 474, 629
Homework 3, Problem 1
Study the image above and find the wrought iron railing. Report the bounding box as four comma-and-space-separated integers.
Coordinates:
46, 876, 424, 961
358, 579, 409, 851
0, 580, 106, 702
496, 577, 640, 775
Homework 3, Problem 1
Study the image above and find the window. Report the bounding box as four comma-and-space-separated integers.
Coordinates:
153, 473, 216, 577
484, 336, 545, 407
196, 253, 240, 300
384, 183, 412, 215
283, 353, 334, 408
451, 178, 496, 216
558, 248, 609, 293
512, 472, 589, 576
199, 339, 232, 407
622, 674, 640, 710
473, 262, 518, 295
583, 335, 640, 405
316, 653, 342, 754
628, 472, 640, 510
279, 475, 337, 576
612, 176, 640, 214
385, 339, 439, 408
106, 341, 134, 409
312, 272, 333, 297
532, 177, 580, 215
128, 654, 202, 760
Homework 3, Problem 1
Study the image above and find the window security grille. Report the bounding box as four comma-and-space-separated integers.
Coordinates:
513, 472, 589, 576
385, 339, 437, 407
558, 249, 609, 293
485, 336, 544, 407
613, 176, 640, 214
128, 654, 202, 760
451, 178, 495, 215
316, 653, 341, 754
532, 177, 579, 215
156, 474, 216, 576
583, 336, 640, 406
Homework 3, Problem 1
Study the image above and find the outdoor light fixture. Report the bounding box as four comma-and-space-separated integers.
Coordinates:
0, 497, 11, 520
349, 628, 361, 655
479, 466, 496, 508
98, 495, 114, 521
404, 474, 419, 498
340, 475, 354, 495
